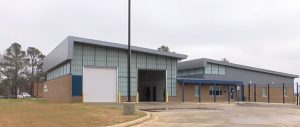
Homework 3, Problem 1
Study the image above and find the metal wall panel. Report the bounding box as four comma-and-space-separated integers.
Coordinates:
95, 47, 106, 67
70, 43, 178, 97
43, 38, 72, 72
204, 66, 295, 87
47, 62, 71, 80
72, 44, 83, 75
83, 45, 95, 66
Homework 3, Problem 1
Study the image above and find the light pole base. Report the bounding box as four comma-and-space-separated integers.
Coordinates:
123, 102, 135, 115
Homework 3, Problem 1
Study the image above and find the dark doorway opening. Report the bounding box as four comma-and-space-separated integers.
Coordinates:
230, 87, 235, 100
138, 70, 166, 102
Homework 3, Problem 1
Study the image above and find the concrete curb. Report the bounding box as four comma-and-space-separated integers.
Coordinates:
107, 111, 151, 127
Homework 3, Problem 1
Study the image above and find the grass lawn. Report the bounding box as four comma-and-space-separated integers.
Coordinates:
0, 99, 145, 127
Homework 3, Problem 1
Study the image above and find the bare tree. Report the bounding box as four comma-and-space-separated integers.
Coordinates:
158, 45, 170, 52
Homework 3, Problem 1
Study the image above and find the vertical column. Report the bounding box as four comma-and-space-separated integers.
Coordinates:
297, 82, 299, 105
242, 84, 245, 101
248, 84, 250, 102
198, 83, 201, 102
227, 83, 230, 104
268, 84, 270, 103
254, 84, 256, 102
238, 84, 241, 103
182, 81, 185, 102
214, 83, 216, 103
283, 83, 285, 104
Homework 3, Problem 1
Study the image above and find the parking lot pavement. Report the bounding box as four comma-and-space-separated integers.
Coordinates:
134, 103, 300, 127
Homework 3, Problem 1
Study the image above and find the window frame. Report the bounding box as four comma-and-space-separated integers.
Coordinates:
195, 85, 200, 97
205, 64, 212, 74
211, 64, 219, 75
209, 86, 223, 96
218, 66, 226, 75
205, 63, 226, 75
284, 87, 288, 97
262, 87, 267, 97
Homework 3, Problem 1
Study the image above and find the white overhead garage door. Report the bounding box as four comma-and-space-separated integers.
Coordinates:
83, 67, 117, 102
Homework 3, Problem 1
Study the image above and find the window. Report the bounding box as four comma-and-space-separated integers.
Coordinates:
205, 64, 212, 74
211, 64, 219, 74
209, 86, 222, 96
262, 87, 267, 97
178, 68, 204, 77
195, 86, 200, 96
189, 70, 196, 76
177, 71, 182, 77
44, 85, 48, 92
284, 87, 288, 96
181, 71, 189, 76
218, 66, 226, 75
195, 68, 204, 75
205, 63, 226, 75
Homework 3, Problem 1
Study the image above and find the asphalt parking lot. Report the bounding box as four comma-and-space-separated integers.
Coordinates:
134, 102, 300, 127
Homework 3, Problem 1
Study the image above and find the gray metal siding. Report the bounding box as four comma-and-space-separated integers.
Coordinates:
204, 66, 294, 87
69, 36, 187, 59
43, 38, 72, 72
178, 58, 298, 78
43, 36, 187, 72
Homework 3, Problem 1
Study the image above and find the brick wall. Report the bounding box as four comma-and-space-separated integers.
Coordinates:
172, 83, 237, 102
171, 83, 295, 103
33, 82, 44, 98
244, 85, 295, 103
43, 75, 72, 103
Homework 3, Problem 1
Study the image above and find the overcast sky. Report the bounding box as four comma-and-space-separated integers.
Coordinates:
0, 0, 299, 83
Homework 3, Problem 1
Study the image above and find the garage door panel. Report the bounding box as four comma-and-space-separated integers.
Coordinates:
83, 67, 117, 102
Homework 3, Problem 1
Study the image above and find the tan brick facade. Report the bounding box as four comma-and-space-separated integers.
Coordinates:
72, 96, 83, 102
169, 83, 238, 103
169, 83, 295, 103
41, 75, 295, 104
120, 96, 137, 102
43, 75, 72, 103
33, 82, 44, 98
244, 85, 295, 103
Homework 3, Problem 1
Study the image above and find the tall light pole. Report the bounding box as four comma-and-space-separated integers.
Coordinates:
127, 0, 131, 102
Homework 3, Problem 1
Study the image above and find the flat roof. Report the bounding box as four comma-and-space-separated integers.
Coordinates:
43, 36, 188, 72
178, 58, 299, 78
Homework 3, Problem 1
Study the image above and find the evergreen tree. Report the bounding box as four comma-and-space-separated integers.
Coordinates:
0, 43, 28, 96
158, 45, 170, 52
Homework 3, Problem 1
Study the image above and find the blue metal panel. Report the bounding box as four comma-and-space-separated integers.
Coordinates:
72, 75, 82, 96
